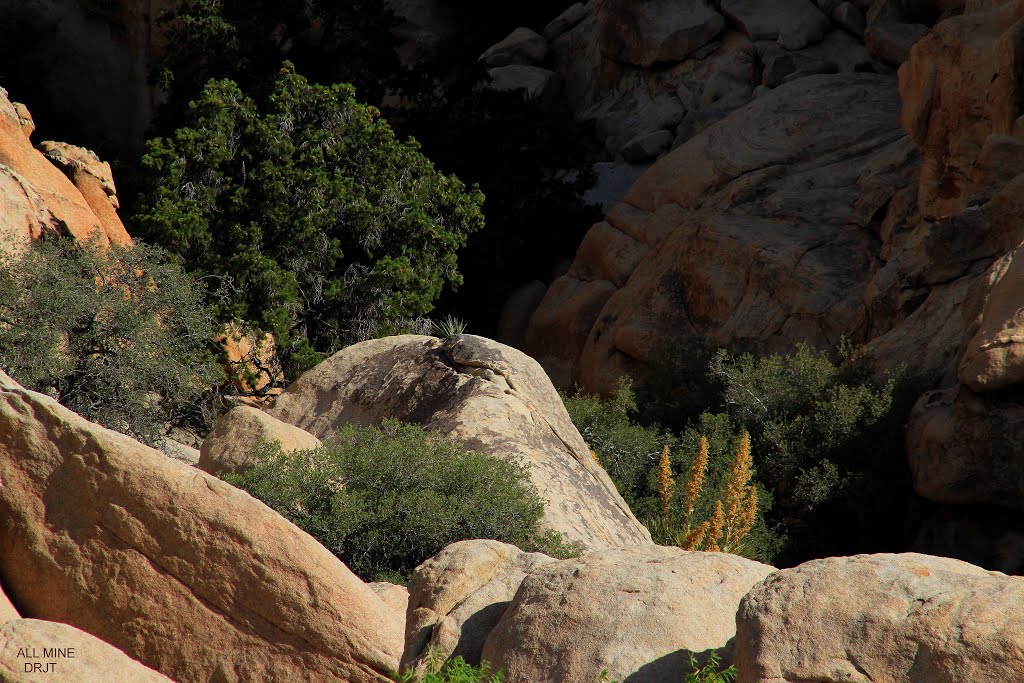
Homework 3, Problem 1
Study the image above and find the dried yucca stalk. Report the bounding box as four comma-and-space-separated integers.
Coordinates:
657, 444, 675, 519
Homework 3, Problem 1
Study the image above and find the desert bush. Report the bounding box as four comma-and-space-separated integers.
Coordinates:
134, 64, 485, 377
564, 382, 778, 562
708, 344, 910, 562
226, 419, 579, 581
393, 650, 504, 683
0, 235, 222, 445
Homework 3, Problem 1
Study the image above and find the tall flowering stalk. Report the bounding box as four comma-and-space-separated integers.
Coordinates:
657, 444, 675, 520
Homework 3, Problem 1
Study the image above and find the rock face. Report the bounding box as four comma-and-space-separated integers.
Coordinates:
0, 619, 174, 682
0, 89, 124, 255
481, 545, 776, 683
526, 73, 912, 393
0, 370, 403, 682
402, 540, 557, 676
268, 334, 652, 550
198, 405, 322, 476
735, 553, 1024, 682
0, 585, 19, 624
480, 27, 548, 66
598, 0, 725, 67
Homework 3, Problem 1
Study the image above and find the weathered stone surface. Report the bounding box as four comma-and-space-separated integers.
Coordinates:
480, 27, 548, 67
198, 405, 322, 476
864, 18, 928, 64
721, 0, 829, 46
37, 140, 131, 247
402, 540, 556, 675
268, 335, 653, 550
0, 619, 173, 682
620, 129, 673, 162
370, 582, 411, 623
0, 585, 19, 624
898, 1, 1024, 217
485, 65, 562, 101
482, 545, 776, 683
156, 437, 200, 466
905, 386, 1024, 512
0, 370, 403, 682
735, 553, 1024, 682
526, 74, 911, 394
543, 2, 588, 40
0, 90, 117, 255
597, 0, 724, 67
959, 240, 1024, 391
216, 323, 284, 405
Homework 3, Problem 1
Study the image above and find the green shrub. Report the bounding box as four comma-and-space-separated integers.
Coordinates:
563, 382, 779, 563
685, 653, 736, 683
0, 235, 223, 445
392, 652, 504, 683
708, 343, 909, 563
134, 64, 485, 377
226, 419, 578, 581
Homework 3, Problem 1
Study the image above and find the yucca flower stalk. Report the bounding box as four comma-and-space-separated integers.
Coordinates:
657, 444, 675, 520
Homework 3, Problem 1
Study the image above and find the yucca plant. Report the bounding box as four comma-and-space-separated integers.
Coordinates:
430, 315, 468, 339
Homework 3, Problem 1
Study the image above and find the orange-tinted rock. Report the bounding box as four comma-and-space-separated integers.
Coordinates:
216, 323, 284, 404
0, 619, 174, 682
0, 370, 403, 682
38, 141, 132, 246
0, 584, 19, 624
898, 1, 1024, 218
0, 90, 114, 253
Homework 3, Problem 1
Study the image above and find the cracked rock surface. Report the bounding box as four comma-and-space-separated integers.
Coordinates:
267, 334, 653, 550
735, 553, 1024, 682
0, 370, 403, 683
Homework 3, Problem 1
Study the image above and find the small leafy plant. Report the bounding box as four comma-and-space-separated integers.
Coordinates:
685, 653, 736, 683
430, 315, 468, 339
393, 650, 504, 683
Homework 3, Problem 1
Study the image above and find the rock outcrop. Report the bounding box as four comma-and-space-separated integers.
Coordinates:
268, 334, 652, 550
481, 545, 775, 683
0, 619, 174, 682
198, 405, 321, 476
402, 540, 557, 675
526, 73, 913, 393
0, 370, 403, 682
735, 553, 1024, 682
0, 90, 125, 255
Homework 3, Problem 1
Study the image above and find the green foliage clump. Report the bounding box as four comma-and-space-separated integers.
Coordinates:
563, 381, 778, 563
708, 344, 908, 562
0, 236, 222, 445
393, 652, 504, 683
135, 64, 485, 376
685, 653, 737, 683
226, 419, 578, 582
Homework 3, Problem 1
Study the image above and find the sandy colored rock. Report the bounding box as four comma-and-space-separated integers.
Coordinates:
37, 141, 131, 247
527, 74, 912, 394
198, 405, 322, 476
481, 545, 776, 683
216, 323, 284, 404
0, 619, 173, 682
268, 334, 652, 550
959, 240, 1024, 391
735, 553, 1024, 682
480, 27, 548, 67
0, 370, 402, 682
0, 585, 19, 624
0, 90, 114, 255
402, 540, 557, 675
898, 1, 1024, 218
370, 582, 410, 621
905, 385, 1024, 511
